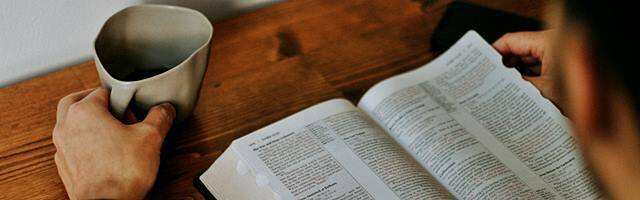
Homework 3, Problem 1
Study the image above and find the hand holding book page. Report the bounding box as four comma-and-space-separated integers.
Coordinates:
358, 31, 600, 199
200, 31, 602, 200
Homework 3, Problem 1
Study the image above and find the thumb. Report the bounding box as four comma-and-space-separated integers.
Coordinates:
523, 76, 556, 102
523, 76, 546, 91
141, 103, 176, 139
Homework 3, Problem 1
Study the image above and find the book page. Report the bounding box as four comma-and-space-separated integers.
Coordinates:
229, 99, 453, 200
200, 147, 280, 200
359, 31, 601, 200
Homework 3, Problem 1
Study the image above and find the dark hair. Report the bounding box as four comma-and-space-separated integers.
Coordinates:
563, 0, 640, 111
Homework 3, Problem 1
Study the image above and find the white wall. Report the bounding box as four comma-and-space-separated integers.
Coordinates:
0, 0, 280, 87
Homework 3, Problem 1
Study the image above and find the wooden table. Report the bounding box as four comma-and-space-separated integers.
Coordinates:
0, 0, 546, 199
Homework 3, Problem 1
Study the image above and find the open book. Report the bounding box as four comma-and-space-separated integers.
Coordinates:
199, 31, 602, 200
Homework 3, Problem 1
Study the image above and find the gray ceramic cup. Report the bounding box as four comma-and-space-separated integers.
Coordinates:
94, 4, 213, 122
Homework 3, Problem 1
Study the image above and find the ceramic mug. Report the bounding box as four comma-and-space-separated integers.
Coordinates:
94, 4, 213, 122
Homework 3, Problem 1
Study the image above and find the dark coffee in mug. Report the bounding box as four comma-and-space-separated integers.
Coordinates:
96, 39, 194, 82
121, 68, 170, 81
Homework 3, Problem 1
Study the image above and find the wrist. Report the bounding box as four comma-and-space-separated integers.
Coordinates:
70, 175, 153, 200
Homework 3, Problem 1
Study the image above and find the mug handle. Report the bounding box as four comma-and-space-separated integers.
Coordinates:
109, 86, 136, 120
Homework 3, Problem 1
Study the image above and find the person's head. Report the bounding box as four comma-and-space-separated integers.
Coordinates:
548, 1, 640, 199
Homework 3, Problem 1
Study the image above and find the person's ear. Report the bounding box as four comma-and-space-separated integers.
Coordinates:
564, 34, 609, 138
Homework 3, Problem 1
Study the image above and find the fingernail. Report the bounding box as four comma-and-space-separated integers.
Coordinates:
160, 103, 176, 117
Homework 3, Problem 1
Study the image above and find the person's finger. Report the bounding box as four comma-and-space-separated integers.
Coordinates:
78, 87, 110, 107
526, 75, 563, 110
124, 109, 139, 124
140, 103, 176, 140
493, 31, 547, 59
56, 88, 94, 125
520, 56, 540, 65
523, 76, 541, 86
523, 76, 553, 97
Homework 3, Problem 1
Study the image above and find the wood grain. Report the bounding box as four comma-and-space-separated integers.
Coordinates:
0, 0, 547, 199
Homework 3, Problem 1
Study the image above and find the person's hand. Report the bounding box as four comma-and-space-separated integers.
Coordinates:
493, 30, 560, 105
52, 88, 175, 199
